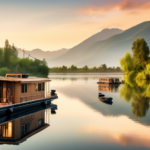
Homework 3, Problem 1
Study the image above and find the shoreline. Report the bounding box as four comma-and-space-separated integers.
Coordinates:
49, 72, 124, 75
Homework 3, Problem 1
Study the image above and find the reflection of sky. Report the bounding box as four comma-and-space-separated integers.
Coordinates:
1, 74, 150, 149
50, 75, 150, 126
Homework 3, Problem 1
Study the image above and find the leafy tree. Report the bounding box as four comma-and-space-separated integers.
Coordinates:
3, 39, 11, 67
120, 52, 134, 73
70, 65, 77, 71
0, 48, 4, 68
99, 64, 107, 71
92, 66, 97, 71
132, 38, 149, 68
116, 66, 122, 71
83, 65, 89, 71
0, 40, 49, 77
62, 65, 67, 71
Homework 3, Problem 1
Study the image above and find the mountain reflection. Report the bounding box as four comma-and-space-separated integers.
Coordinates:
120, 80, 150, 117
0, 107, 56, 145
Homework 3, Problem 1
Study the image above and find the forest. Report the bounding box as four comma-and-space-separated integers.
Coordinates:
0, 40, 49, 77
49, 64, 122, 73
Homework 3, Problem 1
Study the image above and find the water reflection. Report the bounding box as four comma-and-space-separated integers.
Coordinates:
98, 83, 120, 92
120, 80, 150, 118
0, 106, 57, 145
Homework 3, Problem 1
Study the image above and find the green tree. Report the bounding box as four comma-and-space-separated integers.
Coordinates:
4, 39, 11, 67
132, 38, 149, 68
100, 64, 107, 70
120, 52, 134, 73
62, 65, 67, 71
70, 65, 77, 71
92, 66, 97, 71
83, 65, 89, 71
0, 48, 4, 68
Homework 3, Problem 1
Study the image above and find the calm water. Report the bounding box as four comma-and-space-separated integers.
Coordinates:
1, 73, 150, 150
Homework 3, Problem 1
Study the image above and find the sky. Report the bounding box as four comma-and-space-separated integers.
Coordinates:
0, 0, 150, 51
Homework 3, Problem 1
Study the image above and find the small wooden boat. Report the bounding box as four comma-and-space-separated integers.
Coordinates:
99, 97, 113, 102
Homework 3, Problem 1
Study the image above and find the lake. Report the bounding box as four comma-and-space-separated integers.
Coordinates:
1, 73, 150, 150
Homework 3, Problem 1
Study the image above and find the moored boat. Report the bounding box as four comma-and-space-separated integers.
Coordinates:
0, 73, 58, 116
99, 97, 113, 102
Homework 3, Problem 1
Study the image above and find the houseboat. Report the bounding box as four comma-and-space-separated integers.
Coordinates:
0, 73, 58, 117
0, 105, 57, 145
97, 77, 121, 84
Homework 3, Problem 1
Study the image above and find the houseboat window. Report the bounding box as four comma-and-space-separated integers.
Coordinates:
18, 75, 21, 78
21, 84, 27, 93
42, 83, 44, 91
22, 74, 29, 78
38, 83, 41, 91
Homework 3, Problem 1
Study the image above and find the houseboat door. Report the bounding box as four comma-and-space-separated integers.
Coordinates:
2, 82, 7, 102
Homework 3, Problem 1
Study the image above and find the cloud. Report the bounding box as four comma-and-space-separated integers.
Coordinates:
126, 11, 139, 16
78, 0, 150, 15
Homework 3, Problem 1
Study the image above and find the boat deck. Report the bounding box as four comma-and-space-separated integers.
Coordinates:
0, 93, 57, 107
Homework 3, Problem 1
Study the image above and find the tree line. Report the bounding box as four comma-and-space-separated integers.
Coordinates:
0, 40, 49, 77
49, 64, 122, 73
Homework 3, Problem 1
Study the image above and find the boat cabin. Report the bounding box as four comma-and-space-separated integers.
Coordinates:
98, 77, 120, 84
0, 73, 52, 105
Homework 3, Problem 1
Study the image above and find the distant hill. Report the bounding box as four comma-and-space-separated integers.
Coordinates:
17, 48, 69, 60
48, 28, 123, 67
49, 21, 150, 67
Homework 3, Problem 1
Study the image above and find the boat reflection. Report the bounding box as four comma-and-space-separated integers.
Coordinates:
0, 105, 57, 145
98, 83, 120, 92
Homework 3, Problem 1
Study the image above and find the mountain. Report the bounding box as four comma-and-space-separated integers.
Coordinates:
17, 48, 69, 60
48, 28, 123, 67
49, 21, 150, 67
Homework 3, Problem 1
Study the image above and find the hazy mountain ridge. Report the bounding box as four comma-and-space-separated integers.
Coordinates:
48, 28, 123, 67
49, 21, 150, 67
17, 48, 69, 60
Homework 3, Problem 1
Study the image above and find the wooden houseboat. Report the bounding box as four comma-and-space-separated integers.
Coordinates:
0, 73, 58, 117
97, 77, 121, 84
0, 73, 57, 105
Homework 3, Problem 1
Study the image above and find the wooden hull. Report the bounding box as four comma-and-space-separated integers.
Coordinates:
99, 97, 113, 102
0, 96, 58, 118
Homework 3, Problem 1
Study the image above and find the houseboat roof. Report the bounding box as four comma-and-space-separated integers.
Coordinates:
0, 77, 51, 83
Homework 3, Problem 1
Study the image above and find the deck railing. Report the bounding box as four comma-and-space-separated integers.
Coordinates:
0, 92, 57, 104
0, 97, 13, 105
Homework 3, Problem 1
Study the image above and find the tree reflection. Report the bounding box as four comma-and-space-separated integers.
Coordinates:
120, 80, 150, 117
132, 96, 149, 118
